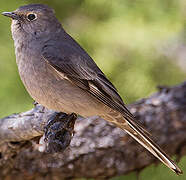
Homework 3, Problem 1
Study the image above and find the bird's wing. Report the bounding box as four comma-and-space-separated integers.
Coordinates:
42, 42, 134, 120
41, 41, 182, 175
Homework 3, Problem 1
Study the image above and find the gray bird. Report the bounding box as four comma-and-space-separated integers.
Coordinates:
2, 4, 182, 174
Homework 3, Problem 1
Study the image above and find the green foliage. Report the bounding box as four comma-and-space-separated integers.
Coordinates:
0, 0, 185, 179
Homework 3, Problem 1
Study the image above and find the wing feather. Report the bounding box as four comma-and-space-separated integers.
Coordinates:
42, 43, 134, 120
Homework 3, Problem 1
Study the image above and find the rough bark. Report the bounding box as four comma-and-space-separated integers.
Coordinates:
0, 82, 186, 180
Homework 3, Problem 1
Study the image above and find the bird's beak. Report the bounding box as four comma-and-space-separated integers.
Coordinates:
2, 12, 20, 20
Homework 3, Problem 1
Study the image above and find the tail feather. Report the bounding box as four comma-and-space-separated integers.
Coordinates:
123, 118, 182, 175
103, 112, 182, 175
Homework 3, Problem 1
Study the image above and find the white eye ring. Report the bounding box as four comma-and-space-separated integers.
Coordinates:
27, 13, 37, 21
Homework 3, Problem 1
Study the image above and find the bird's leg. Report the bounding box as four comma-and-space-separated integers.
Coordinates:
44, 112, 77, 153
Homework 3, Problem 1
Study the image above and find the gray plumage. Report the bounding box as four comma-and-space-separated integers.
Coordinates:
2, 4, 182, 174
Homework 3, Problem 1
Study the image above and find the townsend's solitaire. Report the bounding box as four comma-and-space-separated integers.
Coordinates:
2, 4, 182, 174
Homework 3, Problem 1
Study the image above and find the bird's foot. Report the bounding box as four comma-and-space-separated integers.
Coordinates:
43, 112, 77, 153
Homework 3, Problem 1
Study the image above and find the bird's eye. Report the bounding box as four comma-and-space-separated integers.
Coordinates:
27, 13, 37, 21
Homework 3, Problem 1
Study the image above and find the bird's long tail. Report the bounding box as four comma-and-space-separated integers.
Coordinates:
103, 112, 182, 175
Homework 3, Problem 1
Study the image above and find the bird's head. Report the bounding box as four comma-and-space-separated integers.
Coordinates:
2, 4, 62, 39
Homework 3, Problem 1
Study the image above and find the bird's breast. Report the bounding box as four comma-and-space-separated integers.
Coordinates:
15, 41, 60, 108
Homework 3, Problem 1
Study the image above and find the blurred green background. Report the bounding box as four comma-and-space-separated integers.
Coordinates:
0, 0, 186, 179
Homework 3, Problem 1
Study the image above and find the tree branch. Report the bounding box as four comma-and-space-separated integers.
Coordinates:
0, 82, 186, 179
